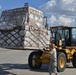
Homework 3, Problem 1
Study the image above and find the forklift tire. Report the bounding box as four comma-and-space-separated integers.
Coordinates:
72, 52, 76, 68
28, 51, 42, 69
57, 52, 66, 72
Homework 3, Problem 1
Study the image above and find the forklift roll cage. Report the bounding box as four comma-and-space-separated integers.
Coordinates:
50, 26, 76, 47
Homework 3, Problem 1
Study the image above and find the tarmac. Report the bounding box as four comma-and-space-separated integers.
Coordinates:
0, 48, 76, 75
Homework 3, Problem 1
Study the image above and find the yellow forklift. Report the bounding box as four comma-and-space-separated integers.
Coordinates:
28, 26, 76, 72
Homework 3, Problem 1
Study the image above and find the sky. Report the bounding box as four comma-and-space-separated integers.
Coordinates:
0, 0, 48, 10
0, 0, 76, 26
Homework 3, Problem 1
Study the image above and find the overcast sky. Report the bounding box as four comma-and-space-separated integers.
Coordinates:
0, 0, 76, 27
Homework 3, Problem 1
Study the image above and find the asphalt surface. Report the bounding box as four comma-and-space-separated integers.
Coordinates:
0, 48, 76, 75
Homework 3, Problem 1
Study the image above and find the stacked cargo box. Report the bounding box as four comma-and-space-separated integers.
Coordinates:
0, 5, 50, 49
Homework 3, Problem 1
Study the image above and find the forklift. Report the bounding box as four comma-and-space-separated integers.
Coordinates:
28, 26, 76, 72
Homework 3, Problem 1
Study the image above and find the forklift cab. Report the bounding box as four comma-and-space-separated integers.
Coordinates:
50, 26, 76, 47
